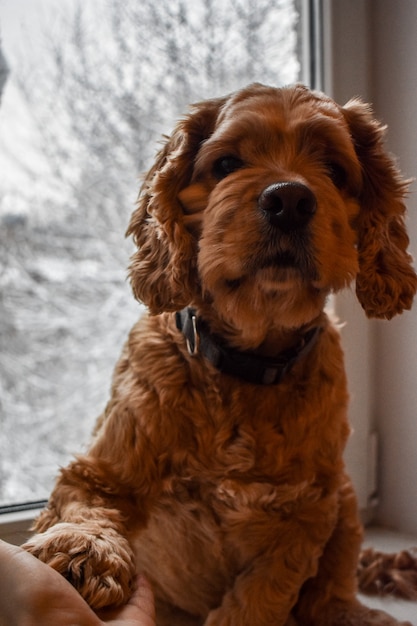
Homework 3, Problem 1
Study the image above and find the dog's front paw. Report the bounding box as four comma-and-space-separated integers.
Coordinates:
23, 521, 136, 609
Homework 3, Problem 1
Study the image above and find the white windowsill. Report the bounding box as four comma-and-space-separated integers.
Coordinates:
0, 507, 42, 545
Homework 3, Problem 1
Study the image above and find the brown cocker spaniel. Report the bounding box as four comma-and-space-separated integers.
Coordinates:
24, 84, 417, 625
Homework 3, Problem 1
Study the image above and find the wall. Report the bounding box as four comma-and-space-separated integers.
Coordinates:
322, 0, 376, 514
370, 0, 417, 534
323, 0, 417, 532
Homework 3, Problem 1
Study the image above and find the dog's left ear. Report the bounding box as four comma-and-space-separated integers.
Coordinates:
342, 99, 417, 319
126, 96, 226, 314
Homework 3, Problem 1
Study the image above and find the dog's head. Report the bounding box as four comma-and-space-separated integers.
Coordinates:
127, 84, 417, 343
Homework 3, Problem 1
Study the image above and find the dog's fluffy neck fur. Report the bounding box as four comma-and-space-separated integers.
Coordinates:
254, 316, 325, 358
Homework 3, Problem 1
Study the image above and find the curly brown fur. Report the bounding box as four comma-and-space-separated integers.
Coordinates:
358, 547, 417, 600
23, 84, 417, 625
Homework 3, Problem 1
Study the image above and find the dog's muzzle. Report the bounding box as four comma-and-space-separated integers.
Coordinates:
258, 182, 317, 232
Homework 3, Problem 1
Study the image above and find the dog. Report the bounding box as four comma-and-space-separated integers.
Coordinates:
24, 84, 417, 625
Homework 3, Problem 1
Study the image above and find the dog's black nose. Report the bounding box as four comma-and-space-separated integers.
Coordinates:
258, 182, 317, 231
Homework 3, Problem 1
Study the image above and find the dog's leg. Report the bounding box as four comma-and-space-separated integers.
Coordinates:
201, 563, 304, 626
23, 518, 136, 609
22, 457, 138, 609
201, 500, 341, 626
293, 478, 412, 626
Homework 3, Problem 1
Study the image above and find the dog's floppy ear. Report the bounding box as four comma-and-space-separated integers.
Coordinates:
126, 96, 226, 313
342, 99, 417, 319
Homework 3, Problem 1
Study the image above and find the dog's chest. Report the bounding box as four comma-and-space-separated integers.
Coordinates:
174, 384, 322, 485
136, 417, 320, 568
130, 380, 339, 615
132, 469, 316, 616
151, 379, 331, 527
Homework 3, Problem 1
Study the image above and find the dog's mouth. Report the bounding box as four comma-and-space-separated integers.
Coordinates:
256, 242, 318, 279
224, 245, 319, 292
259, 250, 303, 270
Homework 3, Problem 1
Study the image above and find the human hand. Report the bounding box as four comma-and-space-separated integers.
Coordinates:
96, 575, 155, 626
0, 539, 155, 626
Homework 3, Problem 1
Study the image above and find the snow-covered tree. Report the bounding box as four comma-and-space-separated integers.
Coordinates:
12, 0, 299, 231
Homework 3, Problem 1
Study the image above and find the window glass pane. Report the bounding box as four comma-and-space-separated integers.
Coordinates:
0, 0, 303, 506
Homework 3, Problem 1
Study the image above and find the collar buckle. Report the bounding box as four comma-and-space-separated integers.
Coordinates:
185, 312, 199, 356
176, 308, 200, 356
176, 307, 321, 385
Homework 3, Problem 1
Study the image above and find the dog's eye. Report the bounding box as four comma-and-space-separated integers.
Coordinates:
213, 156, 244, 179
326, 162, 347, 189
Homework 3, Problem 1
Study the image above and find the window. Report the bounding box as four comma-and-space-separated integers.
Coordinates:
0, 0, 309, 508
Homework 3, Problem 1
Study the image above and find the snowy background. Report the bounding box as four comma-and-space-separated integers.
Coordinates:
0, 0, 300, 505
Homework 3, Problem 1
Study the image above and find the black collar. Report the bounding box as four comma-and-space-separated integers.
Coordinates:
175, 307, 321, 386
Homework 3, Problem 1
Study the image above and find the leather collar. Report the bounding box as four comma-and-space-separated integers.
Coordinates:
175, 307, 321, 385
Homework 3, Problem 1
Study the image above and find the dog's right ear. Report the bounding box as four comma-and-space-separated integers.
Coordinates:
342, 99, 417, 319
126, 96, 227, 314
